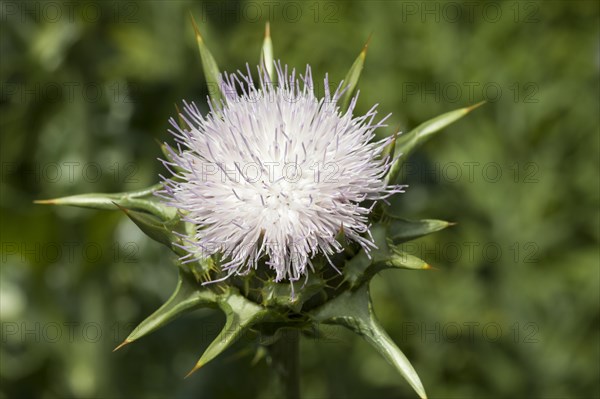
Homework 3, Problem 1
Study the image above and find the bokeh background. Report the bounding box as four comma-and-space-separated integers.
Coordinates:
1, 1, 598, 398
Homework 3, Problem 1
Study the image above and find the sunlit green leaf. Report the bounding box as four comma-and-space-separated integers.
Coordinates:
381, 130, 399, 160
259, 22, 274, 82
114, 203, 185, 255
372, 247, 430, 271
386, 102, 484, 184
310, 284, 427, 399
387, 217, 454, 244
339, 36, 370, 113
114, 268, 218, 351
34, 183, 175, 220
186, 289, 267, 376
343, 222, 435, 287
189, 13, 223, 107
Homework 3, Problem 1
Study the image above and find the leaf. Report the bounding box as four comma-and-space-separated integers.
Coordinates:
381, 130, 399, 160
259, 22, 274, 82
158, 115, 187, 176
310, 285, 427, 399
343, 222, 435, 288
343, 223, 388, 288
185, 289, 267, 376
386, 101, 484, 184
34, 183, 176, 220
339, 35, 371, 113
371, 247, 430, 272
114, 203, 185, 255
189, 13, 223, 108
114, 268, 218, 351
261, 274, 326, 313
173, 103, 187, 130
369, 223, 394, 262
387, 217, 454, 244
342, 249, 371, 289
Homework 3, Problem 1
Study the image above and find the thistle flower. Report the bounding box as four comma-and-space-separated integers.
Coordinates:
160, 64, 403, 283
36, 21, 482, 399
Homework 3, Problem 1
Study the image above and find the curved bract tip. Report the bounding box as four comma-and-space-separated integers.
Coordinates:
184, 363, 203, 379
113, 339, 132, 352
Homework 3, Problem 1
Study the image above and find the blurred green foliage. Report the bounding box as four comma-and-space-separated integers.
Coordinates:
1, 1, 598, 398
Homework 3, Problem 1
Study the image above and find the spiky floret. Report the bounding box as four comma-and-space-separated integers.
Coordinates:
159, 63, 404, 282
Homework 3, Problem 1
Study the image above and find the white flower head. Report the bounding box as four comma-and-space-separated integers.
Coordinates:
160, 63, 404, 282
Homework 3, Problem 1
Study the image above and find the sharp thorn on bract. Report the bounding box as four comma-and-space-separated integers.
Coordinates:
33, 199, 55, 205
466, 100, 486, 112
113, 339, 131, 352
361, 33, 373, 57
189, 12, 203, 43
184, 363, 202, 379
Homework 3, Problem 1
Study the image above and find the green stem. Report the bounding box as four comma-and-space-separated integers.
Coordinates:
268, 329, 300, 399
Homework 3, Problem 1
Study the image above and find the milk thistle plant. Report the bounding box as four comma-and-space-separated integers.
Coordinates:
38, 20, 482, 399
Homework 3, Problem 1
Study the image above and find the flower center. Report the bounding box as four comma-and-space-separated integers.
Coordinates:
260, 178, 307, 226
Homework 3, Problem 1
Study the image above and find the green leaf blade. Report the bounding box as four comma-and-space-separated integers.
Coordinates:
374, 248, 431, 271
310, 285, 427, 399
388, 217, 454, 244
115, 204, 186, 254
115, 268, 218, 351
363, 314, 427, 399
342, 223, 389, 288
386, 101, 484, 184
34, 184, 175, 220
186, 289, 267, 376
190, 14, 224, 108
259, 22, 274, 82
339, 36, 370, 113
